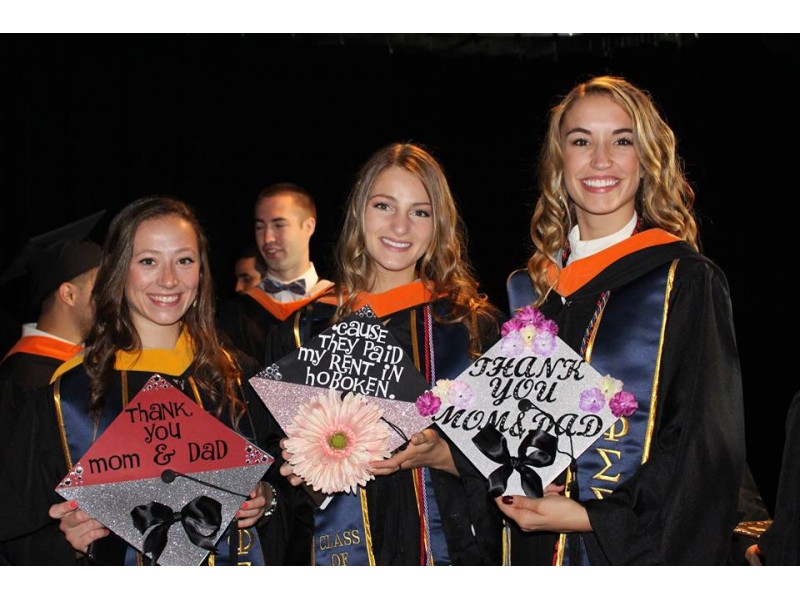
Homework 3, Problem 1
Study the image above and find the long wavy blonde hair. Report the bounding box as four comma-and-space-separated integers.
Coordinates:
335, 142, 498, 356
528, 75, 698, 302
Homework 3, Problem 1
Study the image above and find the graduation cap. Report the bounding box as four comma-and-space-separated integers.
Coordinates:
424, 306, 638, 498
0, 210, 105, 305
250, 306, 433, 454
55, 374, 274, 566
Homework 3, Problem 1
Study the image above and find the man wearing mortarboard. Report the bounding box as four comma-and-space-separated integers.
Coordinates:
0, 211, 104, 393
0, 212, 104, 565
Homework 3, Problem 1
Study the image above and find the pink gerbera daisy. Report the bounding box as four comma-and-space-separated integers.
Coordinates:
284, 389, 392, 494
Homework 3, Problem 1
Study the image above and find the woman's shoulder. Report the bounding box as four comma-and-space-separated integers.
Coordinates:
49, 352, 88, 385
672, 252, 732, 292
431, 297, 502, 346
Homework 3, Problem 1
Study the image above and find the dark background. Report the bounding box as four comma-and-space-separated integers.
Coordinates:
1, 33, 795, 514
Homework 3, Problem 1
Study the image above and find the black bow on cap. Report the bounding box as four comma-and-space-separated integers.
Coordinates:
472, 425, 557, 498
262, 278, 306, 295
131, 495, 222, 564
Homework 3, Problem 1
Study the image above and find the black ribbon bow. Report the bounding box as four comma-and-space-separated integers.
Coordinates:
131, 495, 222, 564
472, 425, 557, 498
262, 278, 306, 295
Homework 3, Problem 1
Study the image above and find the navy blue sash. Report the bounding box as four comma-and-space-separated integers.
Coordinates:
57, 370, 122, 472
55, 368, 264, 566
313, 491, 372, 565
312, 469, 451, 566
213, 523, 265, 566
422, 467, 451, 565
561, 261, 675, 565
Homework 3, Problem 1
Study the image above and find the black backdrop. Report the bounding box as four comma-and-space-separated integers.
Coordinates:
1, 33, 796, 513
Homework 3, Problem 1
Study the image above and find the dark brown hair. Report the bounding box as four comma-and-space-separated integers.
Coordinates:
83, 196, 244, 422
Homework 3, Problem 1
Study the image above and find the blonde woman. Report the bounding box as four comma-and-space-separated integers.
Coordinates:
276, 142, 502, 565
497, 76, 745, 565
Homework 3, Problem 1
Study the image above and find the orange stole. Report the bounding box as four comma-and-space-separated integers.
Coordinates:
550, 229, 681, 297
245, 284, 335, 321
2, 335, 81, 363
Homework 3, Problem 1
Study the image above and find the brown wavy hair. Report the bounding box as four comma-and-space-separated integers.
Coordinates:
335, 142, 498, 356
528, 75, 699, 303
83, 196, 244, 423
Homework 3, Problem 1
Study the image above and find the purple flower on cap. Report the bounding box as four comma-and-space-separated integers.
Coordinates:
579, 387, 606, 413
416, 390, 442, 417
609, 391, 638, 417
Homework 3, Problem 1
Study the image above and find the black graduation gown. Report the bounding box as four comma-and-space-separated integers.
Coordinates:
757, 390, 800, 565
0, 382, 76, 564
0, 352, 62, 392
0, 342, 292, 566
0, 338, 82, 564
264, 283, 504, 565
509, 237, 745, 565
217, 285, 334, 368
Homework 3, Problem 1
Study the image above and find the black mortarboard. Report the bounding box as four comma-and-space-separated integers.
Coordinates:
0, 211, 105, 305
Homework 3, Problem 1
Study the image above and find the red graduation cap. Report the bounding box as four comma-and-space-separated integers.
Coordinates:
56, 374, 274, 566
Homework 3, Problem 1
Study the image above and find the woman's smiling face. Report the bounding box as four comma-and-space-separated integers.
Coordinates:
125, 214, 200, 347
561, 93, 641, 240
363, 166, 434, 293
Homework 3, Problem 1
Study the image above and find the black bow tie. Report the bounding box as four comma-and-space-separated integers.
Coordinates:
263, 278, 306, 295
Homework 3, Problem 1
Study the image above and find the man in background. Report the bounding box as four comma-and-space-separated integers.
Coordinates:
219, 183, 332, 366
0, 211, 103, 391
218, 183, 333, 565
0, 211, 103, 565
234, 246, 267, 294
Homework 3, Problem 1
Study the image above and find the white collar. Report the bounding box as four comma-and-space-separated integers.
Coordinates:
265, 263, 318, 288
565, 212, 639, 266
21, 322, 73, 344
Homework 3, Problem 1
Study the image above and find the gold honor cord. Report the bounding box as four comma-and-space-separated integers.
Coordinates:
187, 376, 206, 409
554, 465, 574, 566
502, 522, 511, 565
53, 377, 73, 472
409, 308, 421, 371
359, 487, 377, 565
583, 293, 610, 365
293, 309, 303, 349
